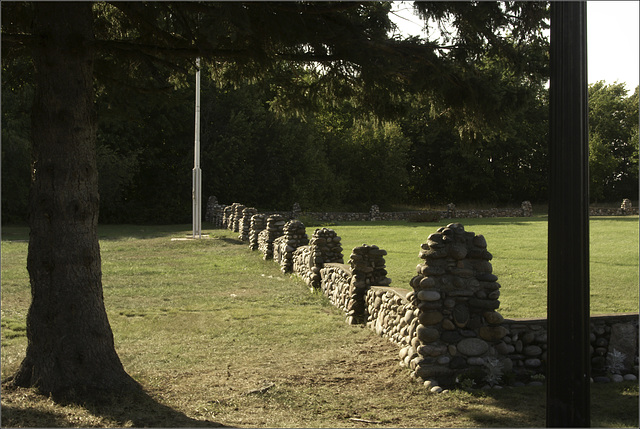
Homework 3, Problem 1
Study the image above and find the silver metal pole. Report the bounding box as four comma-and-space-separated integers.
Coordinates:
193, 57, 202, 239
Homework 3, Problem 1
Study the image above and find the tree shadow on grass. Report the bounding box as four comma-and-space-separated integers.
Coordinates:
1, 383, 230, 428
450, 382, 639, 428
0, 404, 74, 428
215, 236, 245, 246
82, 387, 229, 428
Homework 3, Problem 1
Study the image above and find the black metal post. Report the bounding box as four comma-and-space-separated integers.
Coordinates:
547, 1, 590, 427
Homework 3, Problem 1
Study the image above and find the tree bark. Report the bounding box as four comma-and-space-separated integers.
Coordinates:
11, 2, 137, 400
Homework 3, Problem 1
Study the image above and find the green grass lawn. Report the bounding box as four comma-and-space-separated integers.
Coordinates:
334, 216, 639, 318
1, 218, 638, 428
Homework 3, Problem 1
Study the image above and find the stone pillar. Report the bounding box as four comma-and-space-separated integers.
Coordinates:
292, 202, 301, 219
222, 205, 233, 230
370, 205, 380, 221
205, 196, 225, 228
273, 220, 308, 273
408, 223, 509, 387
446, 203, 456, 219
232, 203, 246, 233
258, 214, 287, 260
310, 228, 344, 288
238, 207, 257, 241
521, 201, 533, 217
257, 214, 286, 260
347, 245, 391, 324
249, 214, 266, 251
621, 198, 632, 215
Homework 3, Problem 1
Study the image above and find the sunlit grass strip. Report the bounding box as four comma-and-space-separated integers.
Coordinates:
334, 216, 638, 319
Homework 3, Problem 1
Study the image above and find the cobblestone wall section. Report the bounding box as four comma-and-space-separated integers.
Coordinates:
366, 287, 417, 349
249, 214, 266, 251
292, 245, 315, 287
205, 196, 225, 227
292, 228, 344, 289
366, 285, 638, 389
318, 244, 391, 325
207, 199, 637, 227
319, 263, 353, 321
257, 214, 287, 260
238, 207, 258, 242
273, 220, 309, 274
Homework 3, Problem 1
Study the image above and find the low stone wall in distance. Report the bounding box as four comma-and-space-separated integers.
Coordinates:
206, 197, 639, 227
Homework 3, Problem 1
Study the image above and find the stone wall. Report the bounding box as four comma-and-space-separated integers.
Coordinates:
238, 207, 257, 242
248, 214, 266, 251
360, 223, 639, 390
297, 206, 532, 222
365, 285, 638, 389
206, 198, 637, 226
319, 244, 393, 325
257, 214, 287, 260
214, 199, 638, 390
292, 228, 344, 289
273, 220, 309, 274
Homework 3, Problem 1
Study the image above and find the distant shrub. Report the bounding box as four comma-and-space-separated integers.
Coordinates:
408, 211, 441, 223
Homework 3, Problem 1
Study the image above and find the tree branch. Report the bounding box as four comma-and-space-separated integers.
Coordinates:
91, 39, 246, 61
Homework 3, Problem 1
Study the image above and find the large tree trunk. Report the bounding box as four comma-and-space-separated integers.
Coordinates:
11, 2, 137, 399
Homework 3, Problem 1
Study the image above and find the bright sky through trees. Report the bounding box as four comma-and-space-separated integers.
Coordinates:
390, 1, 640, 93
587, 1, 639, 91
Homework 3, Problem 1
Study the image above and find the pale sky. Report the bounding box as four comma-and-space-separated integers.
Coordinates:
390, 1, 640, 93
587, 1, 639, 91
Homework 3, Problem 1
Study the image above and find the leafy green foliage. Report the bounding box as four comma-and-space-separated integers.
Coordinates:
199, 82, 410, 212
588, 82, 639, 202
2, 1, 634, 224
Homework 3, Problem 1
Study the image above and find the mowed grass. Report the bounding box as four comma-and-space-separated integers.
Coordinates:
335, 216, 639, 318
1, 218, 638, 428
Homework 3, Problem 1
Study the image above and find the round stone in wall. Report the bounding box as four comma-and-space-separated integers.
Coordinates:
453, 305, 470, 328
483, 311, 504, 325
417, 325, 440, 343
417, 290, 441, 301
524, 345, 543, 356
419, 310, 443, 326
478, 325, 509, 342
457, 338, 489, 357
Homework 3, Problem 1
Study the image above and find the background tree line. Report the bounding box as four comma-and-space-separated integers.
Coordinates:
2, 58, 638, 224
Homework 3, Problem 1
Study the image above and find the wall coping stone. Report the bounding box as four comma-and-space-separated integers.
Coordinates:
369, 285, 638, 325
323, 262, 352, 275
370, 286, 411, 304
